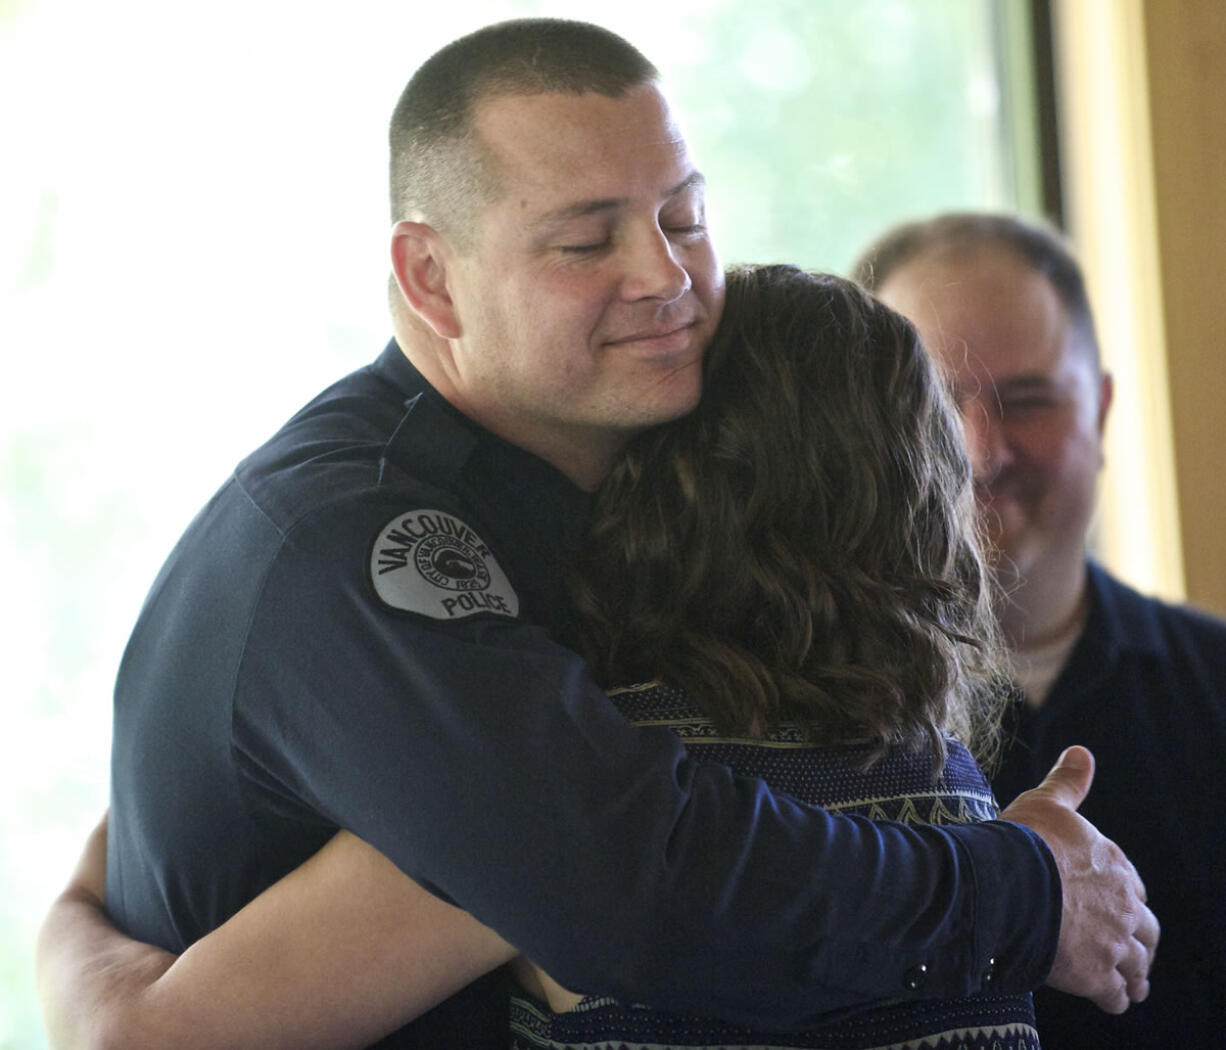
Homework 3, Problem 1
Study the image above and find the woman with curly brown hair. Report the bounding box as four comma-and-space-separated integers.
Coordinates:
571, 262, 1004, 764
507, 264, 1036, 1049
39, 265, 1039, 1050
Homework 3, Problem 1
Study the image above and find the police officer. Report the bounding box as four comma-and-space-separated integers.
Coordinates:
39, 22, 1155, 1049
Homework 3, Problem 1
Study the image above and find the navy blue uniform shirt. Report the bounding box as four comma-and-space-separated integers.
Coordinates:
993, 561, 1226, 1048
108, 342, 1061, 1046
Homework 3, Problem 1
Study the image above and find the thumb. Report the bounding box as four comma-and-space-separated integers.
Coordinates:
1033, 745, 1095, 810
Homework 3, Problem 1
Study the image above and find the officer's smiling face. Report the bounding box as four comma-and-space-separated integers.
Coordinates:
440, 83, 725, 488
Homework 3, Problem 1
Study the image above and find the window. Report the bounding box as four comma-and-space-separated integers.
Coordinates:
0, 3, 1047, 1044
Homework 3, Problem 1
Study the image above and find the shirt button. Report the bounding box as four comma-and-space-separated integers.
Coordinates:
902, 963, 928, 991
983, 957, 998, 985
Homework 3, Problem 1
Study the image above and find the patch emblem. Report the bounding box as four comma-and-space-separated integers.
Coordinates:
370, 509, 519, 620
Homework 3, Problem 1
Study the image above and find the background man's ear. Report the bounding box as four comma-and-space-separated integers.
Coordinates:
1097, 370, 1115, 435
1095, 370, 1114, 470
390, 221, 462, 340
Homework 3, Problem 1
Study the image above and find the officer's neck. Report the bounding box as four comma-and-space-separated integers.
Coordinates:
393, 331, 625, 492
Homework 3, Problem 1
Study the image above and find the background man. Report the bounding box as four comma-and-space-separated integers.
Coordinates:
40, 29, 1154, 1049
855, 210, 1224, 1047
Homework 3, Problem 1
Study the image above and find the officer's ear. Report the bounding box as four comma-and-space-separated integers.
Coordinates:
390, 221, 461, 340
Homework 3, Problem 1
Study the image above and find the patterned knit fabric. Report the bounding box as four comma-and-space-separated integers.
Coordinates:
509, 682, 1040, 1050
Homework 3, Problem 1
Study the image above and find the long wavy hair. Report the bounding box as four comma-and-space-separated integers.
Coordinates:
568, 264, 1007, 768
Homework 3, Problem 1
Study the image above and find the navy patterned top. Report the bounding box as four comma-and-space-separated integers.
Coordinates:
509, 682, 1040, 1050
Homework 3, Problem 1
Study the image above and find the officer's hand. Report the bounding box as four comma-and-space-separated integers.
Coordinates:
1000, 746, 1158, 1014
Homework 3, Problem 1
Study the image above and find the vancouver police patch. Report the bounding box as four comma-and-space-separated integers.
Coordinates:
369, 509, 519, 620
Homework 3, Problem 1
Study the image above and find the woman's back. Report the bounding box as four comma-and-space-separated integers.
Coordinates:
510, 682, 1037, 1050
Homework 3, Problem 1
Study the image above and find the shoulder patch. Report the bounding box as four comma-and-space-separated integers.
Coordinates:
369, 509, 519, 621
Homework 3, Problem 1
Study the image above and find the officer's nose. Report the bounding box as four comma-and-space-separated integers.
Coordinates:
621, 226, 691, 303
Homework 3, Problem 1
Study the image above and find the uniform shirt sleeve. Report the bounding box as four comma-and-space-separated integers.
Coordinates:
231, 498, 1060, 1028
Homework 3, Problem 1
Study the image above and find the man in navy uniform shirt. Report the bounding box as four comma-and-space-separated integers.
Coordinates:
39, 25, 1156, 1049
858, 210, 1222, 1048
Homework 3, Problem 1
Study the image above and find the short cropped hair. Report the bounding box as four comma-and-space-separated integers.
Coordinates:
388, 19, 659, 243
851, 212, 1102, 369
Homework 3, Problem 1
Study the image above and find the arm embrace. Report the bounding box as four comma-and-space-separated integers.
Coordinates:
37, 814, 516, 1050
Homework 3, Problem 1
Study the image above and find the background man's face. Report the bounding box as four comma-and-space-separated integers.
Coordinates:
442, 83, 724, 481
877, 245, 1111, 589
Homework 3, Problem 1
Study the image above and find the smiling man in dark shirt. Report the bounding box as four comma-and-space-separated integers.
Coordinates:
858, 210, 1221, 1048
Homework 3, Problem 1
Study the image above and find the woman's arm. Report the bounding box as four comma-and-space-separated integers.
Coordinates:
36, 814, 517, 1050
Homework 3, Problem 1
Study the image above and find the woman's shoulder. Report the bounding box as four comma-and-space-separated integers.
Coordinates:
607, 682, 998, 823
